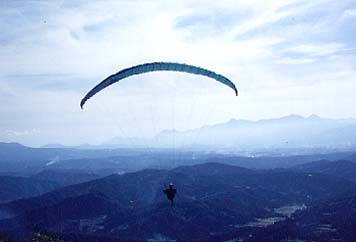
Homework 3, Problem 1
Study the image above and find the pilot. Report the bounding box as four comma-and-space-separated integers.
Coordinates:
163, 183, 177, 206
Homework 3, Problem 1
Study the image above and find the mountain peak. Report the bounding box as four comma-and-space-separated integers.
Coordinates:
225, 118, 252, 125
307, 114, 321, 120
41, 143, 68, 149
281, 114, 304, 120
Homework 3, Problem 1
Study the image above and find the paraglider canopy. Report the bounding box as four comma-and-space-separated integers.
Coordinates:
80, 62, 238, 109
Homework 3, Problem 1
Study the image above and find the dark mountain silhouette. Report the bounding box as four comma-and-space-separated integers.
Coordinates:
291, 192, 356, 242
194, 192, 356, 242
0, 176, 58, 204
0, 163, 355, 241
292, 159, 356, 182
347, 152, 356, 162
0, 170, 100, 205
30, 170, 100, 187
238, 192, 356, 242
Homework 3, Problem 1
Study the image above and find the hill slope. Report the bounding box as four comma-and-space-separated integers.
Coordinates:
292, 159, 356, 182
0, 163, 355, 241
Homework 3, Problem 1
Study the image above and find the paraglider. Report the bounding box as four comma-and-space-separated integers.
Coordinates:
80, 62, 238, 206
163, 183, 177, 207
80, 62, 238, 109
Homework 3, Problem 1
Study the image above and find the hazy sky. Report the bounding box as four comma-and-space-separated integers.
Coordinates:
1, 0, 356, 146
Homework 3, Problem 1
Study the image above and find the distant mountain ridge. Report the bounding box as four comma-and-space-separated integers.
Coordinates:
4, 115, 356, 151
102, 114, 356, 150
0, 142, 163, 175
30, 114, 356, 150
